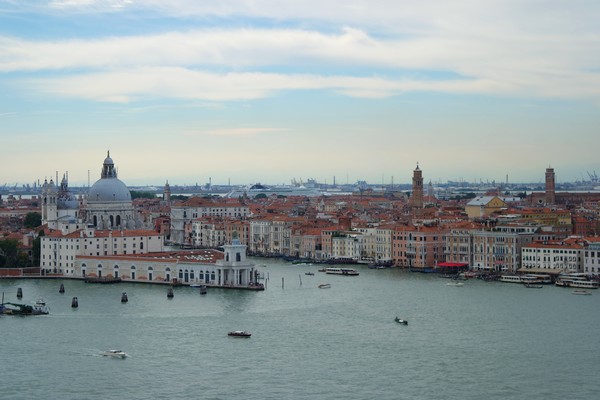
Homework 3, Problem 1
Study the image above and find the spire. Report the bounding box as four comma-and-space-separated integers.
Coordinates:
101, 151, 117, 179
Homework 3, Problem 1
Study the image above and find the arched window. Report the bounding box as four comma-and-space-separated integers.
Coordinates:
116, 215, 121, 227
109, 215, 114, 227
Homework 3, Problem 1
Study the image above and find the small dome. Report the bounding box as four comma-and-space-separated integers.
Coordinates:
57, 193, 79, 210
88, 178, 131, 203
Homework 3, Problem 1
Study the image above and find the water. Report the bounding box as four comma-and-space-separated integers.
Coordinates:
1, 259, 599, 400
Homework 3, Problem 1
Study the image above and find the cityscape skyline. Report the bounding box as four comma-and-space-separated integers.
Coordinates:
1, 1, 599, 186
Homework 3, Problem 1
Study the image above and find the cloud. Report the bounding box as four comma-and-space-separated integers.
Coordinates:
27, 67, 512, 102
1, 2, 599, 102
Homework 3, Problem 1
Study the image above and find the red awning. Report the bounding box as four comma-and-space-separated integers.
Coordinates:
436, 262, 469, 268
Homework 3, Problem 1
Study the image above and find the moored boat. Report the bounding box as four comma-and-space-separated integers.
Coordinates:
1, 298, 49, 315
555, 274, 599, 289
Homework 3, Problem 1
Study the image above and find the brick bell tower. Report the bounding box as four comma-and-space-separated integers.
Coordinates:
545, 166, 555, 205
411, 163, 424, 210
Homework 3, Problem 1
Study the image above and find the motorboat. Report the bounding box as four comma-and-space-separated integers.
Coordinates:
572, 290, 592, 295
103, 350, 128, 358
228, 331, 251, 338
318, 283, 331, 289
33, 298, 49, 314
305, 272, 315, 276
524, 283, 543, 289
394, 317, 408, 325
446, 282, 464, 286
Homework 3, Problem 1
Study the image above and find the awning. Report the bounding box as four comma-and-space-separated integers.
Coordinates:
436, 262, 469, 268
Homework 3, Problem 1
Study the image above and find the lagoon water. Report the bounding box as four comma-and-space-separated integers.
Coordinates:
1, 258, 599, 400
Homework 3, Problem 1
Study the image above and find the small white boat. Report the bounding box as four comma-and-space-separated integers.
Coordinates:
318, 283, 331, 289
33, 298, 50, 314
103, 350, 128, 358
446, 282, 464, 286
572, 290, 592, 295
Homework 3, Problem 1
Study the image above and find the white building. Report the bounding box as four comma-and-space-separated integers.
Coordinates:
331, 233, 361, 261
84, 152, 140, 229
41, 174, 83, 232
521, 238, 585, 274
41, 152, 144, 232
73, 236, 262, 289
582, 240, 600, 276
40, 227, 164, 275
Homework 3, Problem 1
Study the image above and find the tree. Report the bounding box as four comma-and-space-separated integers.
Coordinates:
24, 212, 42, 228
130, 191, 157, 199
0, 238, 20, 268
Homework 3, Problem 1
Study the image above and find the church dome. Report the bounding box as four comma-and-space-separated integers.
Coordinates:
88, 177, 131, 203
57, 193, 79, 209
87, 151, 131, 203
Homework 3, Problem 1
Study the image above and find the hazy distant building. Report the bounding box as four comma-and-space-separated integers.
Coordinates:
163, 181, 171, 206
528, 166, 600, 206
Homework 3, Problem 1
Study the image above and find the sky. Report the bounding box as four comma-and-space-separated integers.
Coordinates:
1, 0, 599, 187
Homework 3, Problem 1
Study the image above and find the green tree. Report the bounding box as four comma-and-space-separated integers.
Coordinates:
24, 212, 42, 228
130, 191, 157, 199
0, 238, 20, 268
